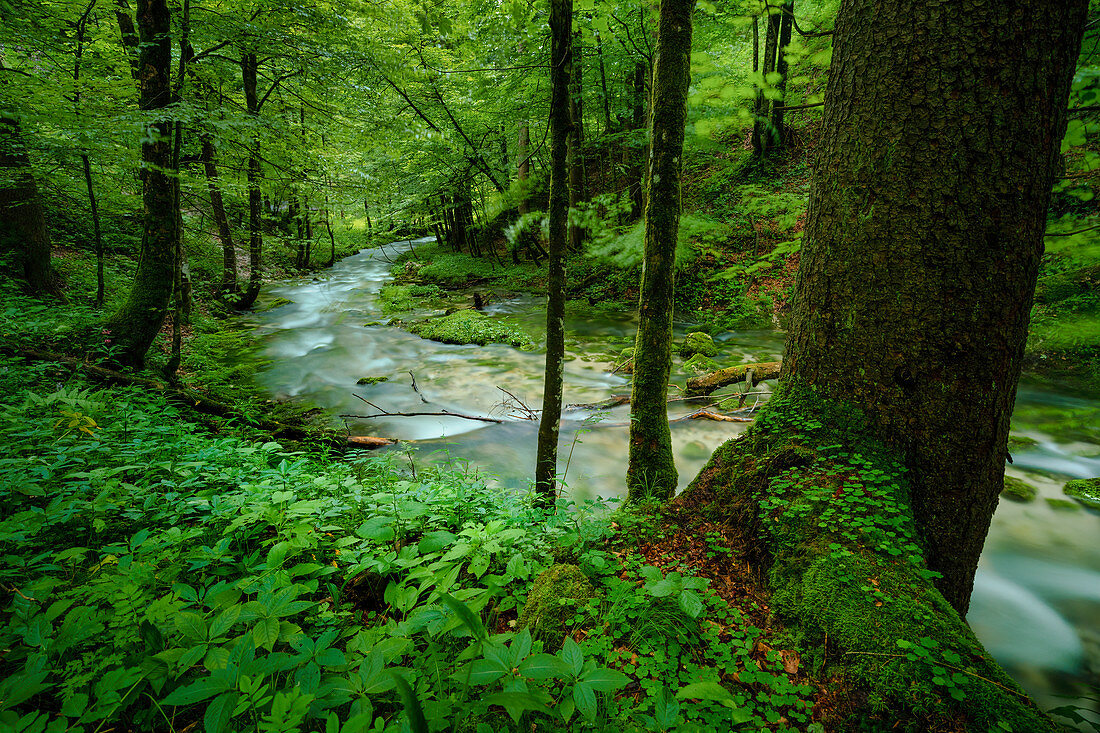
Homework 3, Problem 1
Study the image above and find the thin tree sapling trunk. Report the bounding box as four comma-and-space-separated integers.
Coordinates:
533, 0, 573, 502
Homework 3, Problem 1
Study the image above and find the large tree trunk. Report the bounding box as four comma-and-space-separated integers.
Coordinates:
235, 51, 263, 310
533, 0, 573, 502
201, 136, 237, 295
781, 0, 1086, 615
0, 113, 62, 299
106, 0, 175, 367
625, 0, 693, 502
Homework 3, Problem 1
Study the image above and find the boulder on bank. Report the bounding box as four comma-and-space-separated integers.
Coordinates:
518, 564, 597, 650
679, 331, 718, 359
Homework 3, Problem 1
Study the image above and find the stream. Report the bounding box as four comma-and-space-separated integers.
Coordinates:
241, 238, 1099, 722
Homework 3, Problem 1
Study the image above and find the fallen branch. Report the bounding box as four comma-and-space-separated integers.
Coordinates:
346, 395, 505, 424
685, 361, 782, 397
564, 394, 631, 411
682, 409, 752, 423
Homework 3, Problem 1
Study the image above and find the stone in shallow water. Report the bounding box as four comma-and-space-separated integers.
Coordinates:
1001, 476, 1037, 503
679, 331, 718, 359
1063, 477, 1100, 510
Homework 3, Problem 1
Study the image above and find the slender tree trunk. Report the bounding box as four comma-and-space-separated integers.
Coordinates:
752, 3, 781, 156
516, 122, 530, 215
768, 0, 794, 151
200, 136, 237, 295
107, 0, 174, 366
165, 0, 192, 380
534, 0, 573, 502
73, 5, 105, 306
781, 0, 1087, 614
568, 31, 587, 251
235, 51, 263, 310
595, 31, 613, 137
626, 0, 693, 502
625, 61, 646, 219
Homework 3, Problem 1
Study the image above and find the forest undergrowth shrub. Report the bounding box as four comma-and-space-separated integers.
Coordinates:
0, 361, 822, 732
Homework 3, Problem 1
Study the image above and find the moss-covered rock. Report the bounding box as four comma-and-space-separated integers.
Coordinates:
677, 385, 1055, 732
1007, 434, 1038, 451
1061, 478, 1099, 510
356, 376, 389, 386
1001, 476, 1037, 503
1046, 497, 1081, 512
406, 309, 535, 349
517, 564, 597, 650
679, 331, 718, 359
257, 297, 293, 312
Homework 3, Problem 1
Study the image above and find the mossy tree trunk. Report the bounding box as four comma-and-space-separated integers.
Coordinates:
106, 0, 175, 367
0, 112, 62, 299
781, 0, 1087, 615
533, 0, 572, 502
625, 0, 693, 502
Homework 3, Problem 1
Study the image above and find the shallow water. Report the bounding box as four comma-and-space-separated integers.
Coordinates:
241, 240, 1099, 723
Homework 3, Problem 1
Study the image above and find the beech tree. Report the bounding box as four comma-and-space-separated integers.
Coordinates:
781, 0, 1087, 615
625, 0, 694, 502
106, 0, 176, 367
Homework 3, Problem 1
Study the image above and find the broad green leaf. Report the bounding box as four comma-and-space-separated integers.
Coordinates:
253, 617, 280, 650
581, 667, 629, 692
175, 612, 208, 642
418, 530, 456, 554
439, 593, 487, 641
518, 653, 569, 680
573, 681, 597, 721
560, 637, 583, 677
163, 676, 232, 706
678, 590, 704, 619
483, 691, 552, 723
204, 691, 237, 733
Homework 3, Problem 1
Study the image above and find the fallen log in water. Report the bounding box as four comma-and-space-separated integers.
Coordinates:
684, 361, 782, 397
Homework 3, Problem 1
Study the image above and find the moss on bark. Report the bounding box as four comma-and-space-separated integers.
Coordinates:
679, 385, 1055, 731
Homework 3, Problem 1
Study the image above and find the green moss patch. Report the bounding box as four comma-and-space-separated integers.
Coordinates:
356, 375, 389, 386
406, 309, 535, 349
518, 564, 598, 650
378, 283, 442, 313
1061, 478, 1099, 510
679, 331, 718, 359
677, 385, 1054, 732
1007, 434, 1038, 451
1001, 476, 1038, 503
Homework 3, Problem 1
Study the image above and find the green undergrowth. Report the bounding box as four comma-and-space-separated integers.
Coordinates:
378, 284, 444, 314
406, 309, 537, 349
679, 385, 1054, 732
393, 243, 539, 290
0, 360, 826, 732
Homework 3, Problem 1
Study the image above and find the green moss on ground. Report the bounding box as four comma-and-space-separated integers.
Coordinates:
378, 283, 442, 313
518, 564, 598, 650
677, 385, 1055, 732
1001, 476, 1038, 503
406, 309, 535, 349
1063, 477, 1100, 510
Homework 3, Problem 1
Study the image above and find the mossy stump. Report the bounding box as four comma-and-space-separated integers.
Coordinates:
517, 564, 597, 650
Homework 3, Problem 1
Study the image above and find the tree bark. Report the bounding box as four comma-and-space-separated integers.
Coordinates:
106, 0, 175, 367
626, 0, 693, 502
768, 0, 794, 150
625, 60, 647, 219
533, 0, 573, 502
781, 0, 1087, 614
234, 51, 263, 310
0, 113, 62, 299
751, 3, 781, 156
568, 31, 587, 251
200, 136, 237, 296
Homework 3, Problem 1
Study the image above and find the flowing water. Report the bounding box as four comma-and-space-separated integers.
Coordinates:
241, 239, 1100, 722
